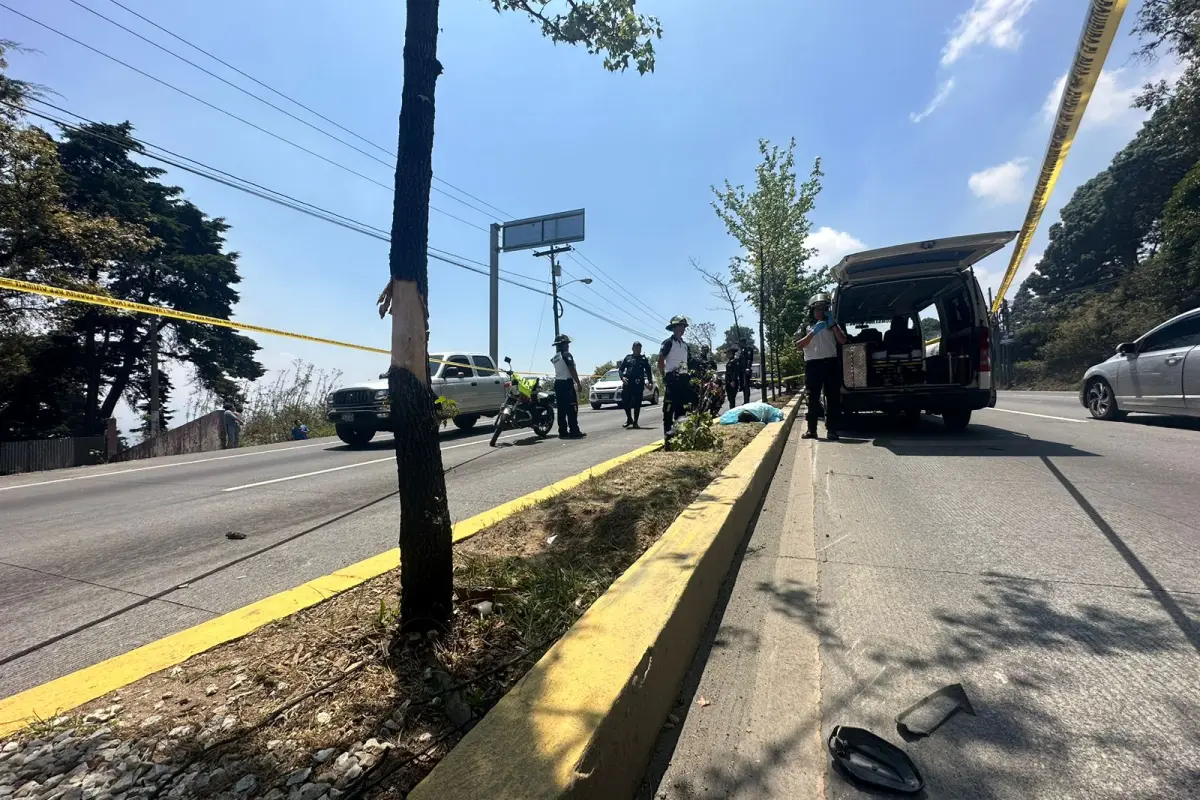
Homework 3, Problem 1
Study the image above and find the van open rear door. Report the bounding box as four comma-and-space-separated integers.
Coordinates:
832, 231, 1018, 285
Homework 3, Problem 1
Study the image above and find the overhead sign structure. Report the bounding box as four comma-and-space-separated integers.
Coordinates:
500, 209, 585, 253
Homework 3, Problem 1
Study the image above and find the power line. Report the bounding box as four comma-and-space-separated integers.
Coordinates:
68, 0, 504, 224
568, 250, 666, 324
1, 2, 488, 232
558, 263, 660, 334
65, 0, 678, 327
8, 98, 659, 342
82, 0, 676, 315
95, 0, 513, 221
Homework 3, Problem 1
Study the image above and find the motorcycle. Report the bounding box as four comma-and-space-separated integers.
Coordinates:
696, 369, 725, 418
490, 356, 556, 446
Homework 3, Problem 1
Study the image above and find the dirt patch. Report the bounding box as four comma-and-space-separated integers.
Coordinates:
3, 422, 769, 799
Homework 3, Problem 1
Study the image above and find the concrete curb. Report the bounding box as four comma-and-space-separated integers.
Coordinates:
0, 441, 662, 738
410, 398, 801, 800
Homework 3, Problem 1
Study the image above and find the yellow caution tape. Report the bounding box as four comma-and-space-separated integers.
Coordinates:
0, 276, 555, 377
991, 0, 1128, 314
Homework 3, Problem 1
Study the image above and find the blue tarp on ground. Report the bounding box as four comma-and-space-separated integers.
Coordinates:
718, 402, 785, 425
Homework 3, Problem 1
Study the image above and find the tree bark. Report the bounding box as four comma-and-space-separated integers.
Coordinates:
389, 0, 453, 633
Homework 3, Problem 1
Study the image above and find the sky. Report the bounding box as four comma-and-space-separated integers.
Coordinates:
2, 0, 1181, 434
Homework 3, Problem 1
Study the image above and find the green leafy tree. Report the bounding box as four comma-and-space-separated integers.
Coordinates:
919, 317, 941, 341
52, 122, 265, 433
1, 43, 151, 439
711, 138, 823, 400
380, 0, 661, 632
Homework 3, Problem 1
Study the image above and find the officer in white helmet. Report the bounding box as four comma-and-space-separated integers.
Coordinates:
795, 293, 846, 441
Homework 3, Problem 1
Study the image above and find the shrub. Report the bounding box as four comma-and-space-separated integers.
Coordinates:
670, 410, 721, 451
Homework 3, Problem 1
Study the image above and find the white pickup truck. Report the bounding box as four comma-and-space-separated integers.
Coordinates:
324, 351, 508, 447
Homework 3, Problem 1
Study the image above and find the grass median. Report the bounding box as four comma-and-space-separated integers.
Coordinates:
2, 422, 765, 799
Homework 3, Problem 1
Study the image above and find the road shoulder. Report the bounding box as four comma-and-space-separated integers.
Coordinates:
639, 428, 825, 800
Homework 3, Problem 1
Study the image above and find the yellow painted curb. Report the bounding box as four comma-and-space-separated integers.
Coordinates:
0, 441, 662, 738
411, 399, 800, 800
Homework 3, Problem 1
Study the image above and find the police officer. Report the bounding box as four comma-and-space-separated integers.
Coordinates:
619, 341, 653, 429
795, 293, 846, 441
550, 334, 586, 439
725, 344, 743, 409
737, 340, 755, 405
658, 315, 695, 442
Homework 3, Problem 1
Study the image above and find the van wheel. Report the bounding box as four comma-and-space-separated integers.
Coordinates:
1085, 378, 1125, 420
336, 425, 375, 448
453, 414, 479, 430
942, 409, 971, 431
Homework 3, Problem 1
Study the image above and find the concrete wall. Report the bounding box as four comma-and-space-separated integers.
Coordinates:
111, 410, 225, 462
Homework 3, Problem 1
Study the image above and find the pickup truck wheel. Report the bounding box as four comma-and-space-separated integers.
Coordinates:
336, 425, 375, 448
942, 409, 971, 432
453, 414, 479, 431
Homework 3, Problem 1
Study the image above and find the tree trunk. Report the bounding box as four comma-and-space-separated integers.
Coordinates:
389, 0, 453, 633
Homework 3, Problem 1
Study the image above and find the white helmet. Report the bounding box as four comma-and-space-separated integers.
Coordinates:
808, 293, 831, 308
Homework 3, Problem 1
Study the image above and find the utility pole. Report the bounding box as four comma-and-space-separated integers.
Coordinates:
489, 223, 500, 365
757, 248, 767, 403
149, 317, 160, 439
533, 244, 573, 338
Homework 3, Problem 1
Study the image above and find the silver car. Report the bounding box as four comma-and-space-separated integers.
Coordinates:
1081, 307, 1200, 420
589, 368, 660, 410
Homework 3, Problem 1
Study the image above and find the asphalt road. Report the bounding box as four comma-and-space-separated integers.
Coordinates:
0, 406, 661, 698
641, 392, 1200, 799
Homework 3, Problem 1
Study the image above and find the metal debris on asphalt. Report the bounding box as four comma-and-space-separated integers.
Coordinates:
895, 682, 976, 739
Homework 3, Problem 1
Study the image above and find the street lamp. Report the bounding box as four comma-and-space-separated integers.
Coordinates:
553, 277, 592, 336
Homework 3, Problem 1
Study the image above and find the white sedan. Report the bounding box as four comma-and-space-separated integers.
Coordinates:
589, 368, 660, 410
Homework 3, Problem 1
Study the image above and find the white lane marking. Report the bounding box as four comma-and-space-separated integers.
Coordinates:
0, 441, 333, 493
985, 407, 1085, 423
221, 432, 523, 492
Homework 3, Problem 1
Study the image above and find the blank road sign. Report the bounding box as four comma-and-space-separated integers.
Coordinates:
501, 209, 585, 253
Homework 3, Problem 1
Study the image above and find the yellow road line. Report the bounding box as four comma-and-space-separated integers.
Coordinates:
0, 441, 661, 737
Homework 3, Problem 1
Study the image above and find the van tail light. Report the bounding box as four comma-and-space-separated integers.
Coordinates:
979, 326, 991, 373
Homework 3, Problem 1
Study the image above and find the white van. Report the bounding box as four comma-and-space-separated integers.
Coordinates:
831, 232, 1017, 431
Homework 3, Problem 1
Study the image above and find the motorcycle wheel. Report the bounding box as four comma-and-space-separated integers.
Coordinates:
489, 413, 507, 447
532, 417, 552, 439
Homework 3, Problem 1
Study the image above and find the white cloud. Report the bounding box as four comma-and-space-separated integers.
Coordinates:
968, 158, 1029, 204
910, 78, 956, 123
808, 226, 866, 268
942, 0, 1035, 67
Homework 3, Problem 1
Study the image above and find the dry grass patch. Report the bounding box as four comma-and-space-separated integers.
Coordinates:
6, 423, 769, 798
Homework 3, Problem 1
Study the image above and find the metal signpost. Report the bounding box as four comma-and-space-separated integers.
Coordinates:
490, 209, 586, 364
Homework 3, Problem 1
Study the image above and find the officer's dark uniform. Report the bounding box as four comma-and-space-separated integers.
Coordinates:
619, 350, 652, 427
738, 344, 755, 404
725, 347, 743, 409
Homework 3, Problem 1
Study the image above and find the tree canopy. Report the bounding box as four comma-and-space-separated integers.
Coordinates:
1009, 0, 1200, 382
0, 43, 263, 440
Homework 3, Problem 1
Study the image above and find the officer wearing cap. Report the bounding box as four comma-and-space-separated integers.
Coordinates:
550, 334, 586, 439
795, 293, 846, 441
658, 315, 695, 442
619, 341, 653, 429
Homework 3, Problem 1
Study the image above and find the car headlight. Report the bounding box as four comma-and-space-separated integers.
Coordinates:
325, 392, 336, 405
374, 389, 389, 400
